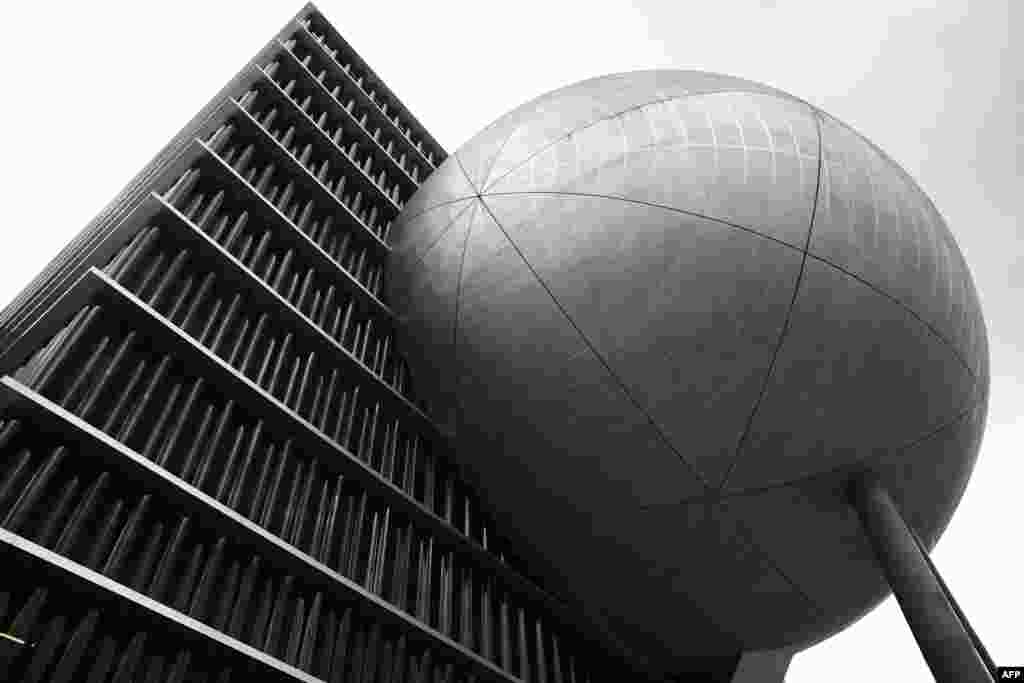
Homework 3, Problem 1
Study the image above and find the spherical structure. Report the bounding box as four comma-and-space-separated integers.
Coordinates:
387, 71, 988, 673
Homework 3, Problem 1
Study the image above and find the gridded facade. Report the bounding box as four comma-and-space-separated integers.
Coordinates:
0, 5, 639, 682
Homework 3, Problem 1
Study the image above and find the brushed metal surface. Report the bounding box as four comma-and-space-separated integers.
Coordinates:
388, 70, 989, 672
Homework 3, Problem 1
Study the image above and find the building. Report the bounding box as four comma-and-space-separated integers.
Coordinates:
0, 5, 998, 683
381, 67, 996, 683
0, 5, 643, 681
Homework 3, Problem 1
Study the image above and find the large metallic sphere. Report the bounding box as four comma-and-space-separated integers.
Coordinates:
388, 71, 988, 672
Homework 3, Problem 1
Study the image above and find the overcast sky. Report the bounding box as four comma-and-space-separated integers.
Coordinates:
0, 1, 1019, 680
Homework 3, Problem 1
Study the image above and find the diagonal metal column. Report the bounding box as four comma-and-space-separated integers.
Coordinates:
908, 523, 998, 677
848, 470, 994, 683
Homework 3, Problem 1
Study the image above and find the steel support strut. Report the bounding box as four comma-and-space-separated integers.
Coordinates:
848, 470, 994, 683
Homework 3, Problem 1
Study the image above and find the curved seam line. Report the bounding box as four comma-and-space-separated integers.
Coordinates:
449, 199, 480, 438
456, 151, 482, 198
482, 87, 815, 193
398, 200, 477, 273
474, 195, 715, 493
659, 502, 826, 619
716, 108, 825, 492
641, 389, 982, 509
462, 120, 523, 193
482, 95, 679, 192
803, 250, 977, 382
696, 396, 979, 622
481, 188, 978, 388
482, 189, 803, 252
730, 513, 830, 617
397, 195, 476, 225
639, 394, 980, 621
819, 110, 984, 358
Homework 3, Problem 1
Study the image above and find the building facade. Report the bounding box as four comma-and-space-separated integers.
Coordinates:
0, 5, 643, 682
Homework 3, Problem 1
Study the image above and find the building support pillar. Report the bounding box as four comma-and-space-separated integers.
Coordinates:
848, 470, 995, 683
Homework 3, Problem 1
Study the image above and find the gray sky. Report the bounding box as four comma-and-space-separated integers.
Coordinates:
0, 1, 1019, 679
